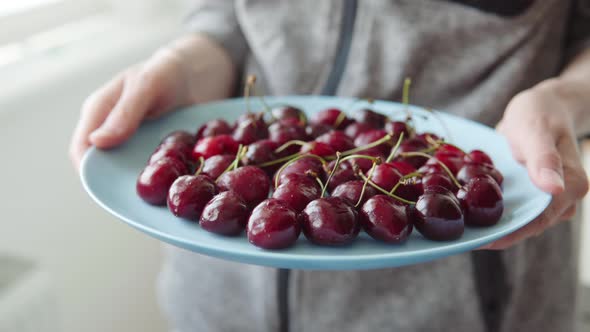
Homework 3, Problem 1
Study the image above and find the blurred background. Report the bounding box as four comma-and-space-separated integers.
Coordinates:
0, 1, 588, 331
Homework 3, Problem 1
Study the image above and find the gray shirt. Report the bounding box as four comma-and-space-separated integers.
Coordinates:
158, 1, 590, 331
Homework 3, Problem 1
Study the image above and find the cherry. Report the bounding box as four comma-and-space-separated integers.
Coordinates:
369, 163, 403, 192
353, 129, 390, 155
161, 130, 195, 146
360, 195, 412, 243
395, 180, 424, 202
415, 133, 440, 145
167, 174, 218, 220
310, 108, 351, 129
306, 123, 333, 139
456, 175, 503, 227
348, 150, 385, 173
278, 173, 322, 191
268, 121, 308, 146
271, 106, 306, 125
331, 180, 378, 206
137, 157, 188, 205
389, 160, 416, 175
217, 166, 271, 207
192, 135, 239, 160
276, 157, 326, 186
413, 187, 464, 241
247, 198, 300, 249
233, 119, 268, 145
149, 141, 193, 165
300, 141, 335, 157
394, 138, 429, 168
300, 197, 359, 246
201, 154, 234, 179
200, 191, 250, 235
241, 139, 279, 174
352, 108, 387, 128
344, 122, 374, 138
235, 112, 266, 132
430, 145, 465, 175
272, 178, 321, 212
316, 130, 355, 152
457, 162, 504, 187
196, 119, 232, 139
384, 121, 410, 141
422, 173, 455, 192
465, 150, 493, 166
437, 144, 465, 156
325, 160, 357, 192
418, 163, 446, 175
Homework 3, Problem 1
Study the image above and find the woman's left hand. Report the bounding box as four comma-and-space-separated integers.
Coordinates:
481, 79, 589, 250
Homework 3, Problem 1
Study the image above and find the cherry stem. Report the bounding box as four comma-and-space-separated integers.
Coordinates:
340, 134, 392, 157
194, 156, 205, 176
322, 151, 342, 197
400, 151, 462, 189
358, 172, 416, 205
389, 171, 423, 195
402, 77, 412, 118
356, 161, 377, 208
244, 75, 256, 113
257, 152, 300, 168
340, 154, 382, 164
385, 132, 405, 163
334, 110, 348, 129
217, 144, 245, 181
273, 154, 327, 188
275, 140, 307, 153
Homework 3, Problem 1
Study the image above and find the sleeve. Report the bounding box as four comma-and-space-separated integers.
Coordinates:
565, 0, 590, 61
183, 1, 248, 68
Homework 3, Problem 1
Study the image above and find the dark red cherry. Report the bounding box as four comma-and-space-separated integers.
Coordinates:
196, 119, 232, 139
167, 174, 218, 220
149, 141, 193, 165
331, 180, 378, 207
268, 121, 308, 146
353, 129, 390, 155
316, 131, 355, 152
201, 154, 234, 179
414, 189, 464, 241
456, 175, 503, 227
276, 157, 326, 186
394, 179, 424, 202
247, 199, 300, 249
394, 138, 429, 168
271, 106, 306, 125
217, 166, 271, 207
232, 119, 268, 145
422, 173, 455, 192
352, 108, 387, 128
192, 135, 239, 160
465, 150, 493, 166
161, 130, 195, 146
272, 179, 321, 212
344, 122, 374, 138
348, 150, 385, 173
389, 161, 416, 175
306, 123, 333, 139
430, 148, 464, 175
369, 163, 403, 192
200, 191, 249, 235
437, 144, 465, 157
235, 112, 266, 132
457, 162, 504, 187
278, 173, 322, 191
415, 133, 441, 146
310, 108, 351, 129
300, 197, 359, 246
137, 157, 188, 205
300, 141, 335, 157
325, 160, 357, 192
360, 195, 412, 243
418, 163, 446, 175
241, 139, 279, 174
384, 121, 410, 141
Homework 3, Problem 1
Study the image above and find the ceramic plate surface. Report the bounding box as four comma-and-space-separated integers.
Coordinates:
81, 96, 551, 270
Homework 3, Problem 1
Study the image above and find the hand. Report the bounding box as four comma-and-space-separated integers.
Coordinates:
69, 35, 236, 170
482, 79, 589, 250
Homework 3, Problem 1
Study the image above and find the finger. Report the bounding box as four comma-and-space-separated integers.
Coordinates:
560, 205, 577, 221
69, 75, 124, 170
89, 70, 159, 148
522, 130, 565, 195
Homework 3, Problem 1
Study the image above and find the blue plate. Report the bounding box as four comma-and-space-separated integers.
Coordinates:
80, 96, 551, 270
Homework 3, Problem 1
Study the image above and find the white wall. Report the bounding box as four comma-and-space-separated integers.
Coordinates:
0, 16, 183, 332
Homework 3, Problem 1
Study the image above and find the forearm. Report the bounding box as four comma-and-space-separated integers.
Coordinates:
535, 48, 590, 138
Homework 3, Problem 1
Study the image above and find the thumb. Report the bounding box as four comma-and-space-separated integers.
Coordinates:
522, 132, 565, 195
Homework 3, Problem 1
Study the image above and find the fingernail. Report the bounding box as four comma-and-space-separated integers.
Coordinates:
540, 168, 564, 190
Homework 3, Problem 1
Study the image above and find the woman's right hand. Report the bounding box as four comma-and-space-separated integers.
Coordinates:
69, 34, 236, 170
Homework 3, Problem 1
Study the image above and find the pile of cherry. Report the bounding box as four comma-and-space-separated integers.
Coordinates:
136, 103, 504, 250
